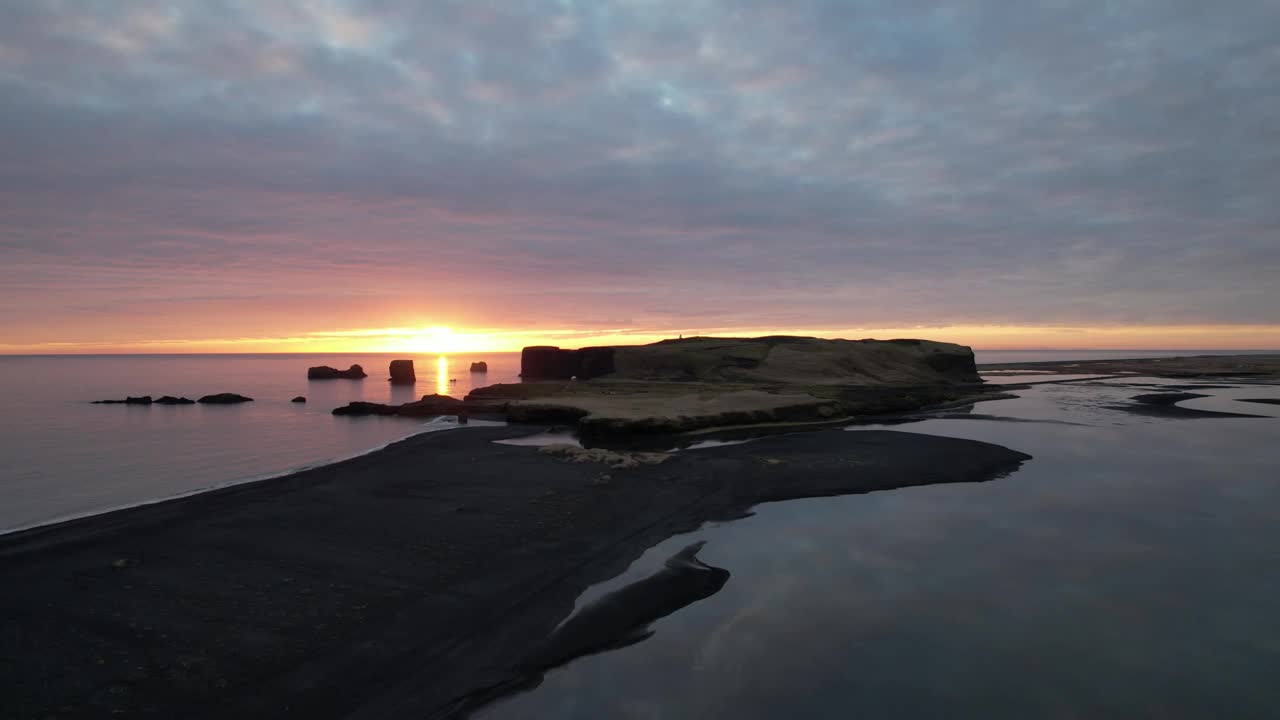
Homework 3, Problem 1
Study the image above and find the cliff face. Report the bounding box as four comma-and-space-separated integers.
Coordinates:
520, 336, 979, 385
485, 336, 993, 437
520, 346, 616, 380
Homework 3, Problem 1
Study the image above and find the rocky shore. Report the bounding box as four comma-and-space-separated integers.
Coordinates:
93, 393, 253, 405
0, 425, 1029, 719
308, 364, 367, 380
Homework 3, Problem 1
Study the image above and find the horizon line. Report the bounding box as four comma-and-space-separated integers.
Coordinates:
4, 347, 1280, 358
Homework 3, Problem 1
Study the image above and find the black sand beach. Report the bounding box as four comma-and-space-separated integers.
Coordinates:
0, 425, 1028, 719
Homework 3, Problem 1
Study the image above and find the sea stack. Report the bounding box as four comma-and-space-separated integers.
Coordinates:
470, 361, 488, 373
389, 359, 416, 384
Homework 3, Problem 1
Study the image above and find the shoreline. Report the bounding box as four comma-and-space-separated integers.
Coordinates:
5, 387, 1016, 537
1, 424, 1028, 718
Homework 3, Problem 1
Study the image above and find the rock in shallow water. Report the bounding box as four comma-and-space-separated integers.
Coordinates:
155, 396, 195, 405
308, 364, 366, 380
332, 401, 399, 416
292, 396, 307, 403
332, 394, 464, 417
197, 393, 253, 404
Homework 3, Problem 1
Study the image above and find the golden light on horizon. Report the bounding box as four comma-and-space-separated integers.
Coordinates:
3, 323, 1280, 355
400, 326, 514, 355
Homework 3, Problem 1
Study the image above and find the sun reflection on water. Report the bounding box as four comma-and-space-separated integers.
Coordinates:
436, 355, 448, 397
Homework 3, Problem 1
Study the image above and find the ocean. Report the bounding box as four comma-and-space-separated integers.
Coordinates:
0, 352, 521, 533
0, 348, 1272, 533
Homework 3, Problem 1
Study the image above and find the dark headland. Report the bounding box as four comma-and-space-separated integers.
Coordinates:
339, 336, 1013, 437
1, 336, 1038, 718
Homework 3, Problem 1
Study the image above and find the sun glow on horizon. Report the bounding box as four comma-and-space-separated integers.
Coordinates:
3, 323, 1280, 355
409, 327, 459, 355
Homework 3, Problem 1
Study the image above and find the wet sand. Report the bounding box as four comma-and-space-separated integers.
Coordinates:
979, 353, 1280, 380
1105, 392, 1270, 419
0, 425, 1027, 719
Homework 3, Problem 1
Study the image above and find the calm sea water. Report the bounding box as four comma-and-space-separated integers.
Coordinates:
0, 352, 521, 532
482, 377, 1280, 719
0, 348, 1271, 532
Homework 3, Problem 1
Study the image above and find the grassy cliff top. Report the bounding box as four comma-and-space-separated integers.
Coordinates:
605, 335, 979, 385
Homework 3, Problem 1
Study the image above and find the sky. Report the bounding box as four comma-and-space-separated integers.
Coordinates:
2, 0, 1278, 353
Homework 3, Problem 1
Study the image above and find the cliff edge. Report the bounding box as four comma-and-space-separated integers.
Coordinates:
462, 336, 994, 438
521, 336, 979, 385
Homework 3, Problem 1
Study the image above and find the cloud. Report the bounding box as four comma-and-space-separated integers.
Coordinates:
1, 0, 1277, 348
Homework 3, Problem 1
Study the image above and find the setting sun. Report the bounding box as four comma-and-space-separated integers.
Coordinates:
410, 327, 457, 355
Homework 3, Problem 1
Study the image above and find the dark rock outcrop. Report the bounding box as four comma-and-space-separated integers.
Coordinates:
332, 401, 399, 417
578, 347, 617, 378
308, 364, 366, 380
197, 393, 253, 404
470, 361, 488, 373
292, 396, 306, 403
154, 396, 195, 405
332, 394, 466, 417
389, 359, 416, 384
504, 403, 591, 424
398, 393, 464, 416
521, 347, 576, 379
93, 396, 154, 405
521, 346, 616, 380
923, 349, 979, 380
